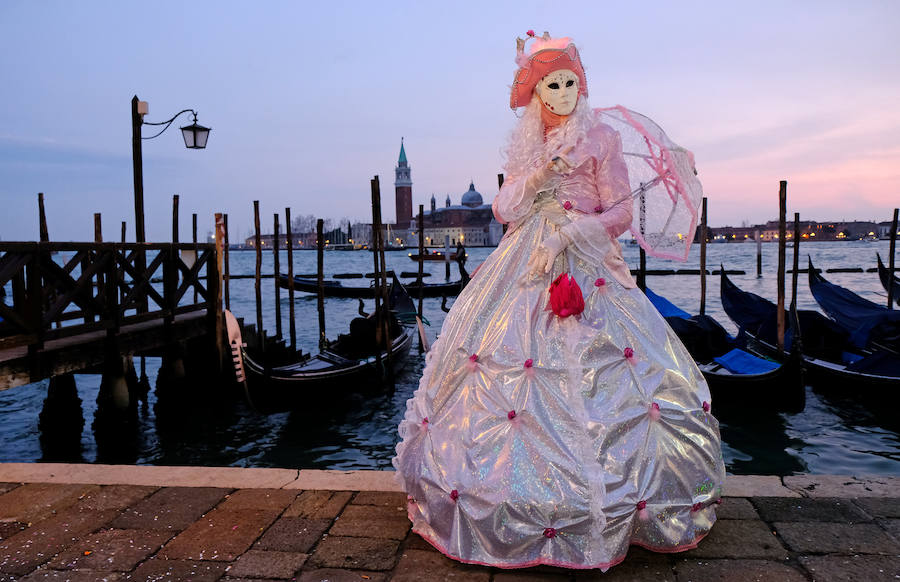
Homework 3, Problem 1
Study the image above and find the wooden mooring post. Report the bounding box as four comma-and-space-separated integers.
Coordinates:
756, 229, 762, 278
38, 192, 49, 242
791, 212, 800, 307
417, 204, 425, 351
94, 213, 102, 243
316, 218, 326, 351
192, 213, 199, 303
172, 195, 179, 243
444, 236, 451, 281
223, 213, 231, 311
273, 213, 282, 341
253, 201, 263, 350
213, 213, 226, 374
498, 174, 507, 235
637, 189, 647, 292
888, 208, 898, 309
699, 197, 707, 315
285, 207, 297, 351
370, 176, 394, 384
776, 180, 787, 354
375, 176, 393, 386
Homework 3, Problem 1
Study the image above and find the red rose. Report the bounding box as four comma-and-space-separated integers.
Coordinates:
548, 273, 584, 318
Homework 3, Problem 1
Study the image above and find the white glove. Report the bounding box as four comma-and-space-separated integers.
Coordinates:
547, 145, 575, 174
526, 231, 571, 276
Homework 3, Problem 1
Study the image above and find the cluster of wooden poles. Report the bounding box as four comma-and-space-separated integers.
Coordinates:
32, 173, 896, 371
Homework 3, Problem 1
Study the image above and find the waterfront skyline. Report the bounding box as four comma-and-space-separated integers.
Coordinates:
1, 1, 898, 243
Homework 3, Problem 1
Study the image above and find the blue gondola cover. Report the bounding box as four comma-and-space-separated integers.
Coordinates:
713, 348, 781, 375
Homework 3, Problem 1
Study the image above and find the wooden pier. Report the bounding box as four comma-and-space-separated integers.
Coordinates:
0, 241, 222, 391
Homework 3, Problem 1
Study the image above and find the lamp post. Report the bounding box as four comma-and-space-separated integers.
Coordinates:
131, 95, 211, 243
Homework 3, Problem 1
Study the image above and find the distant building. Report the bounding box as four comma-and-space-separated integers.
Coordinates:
243, 227, 348, 249
390, 141, 502, 247
408, 182, 503, 247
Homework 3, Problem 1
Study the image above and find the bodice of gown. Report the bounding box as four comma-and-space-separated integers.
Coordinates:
493, 123, 637, 289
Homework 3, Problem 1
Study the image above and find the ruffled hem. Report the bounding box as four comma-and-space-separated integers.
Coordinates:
410, 525, 710, 571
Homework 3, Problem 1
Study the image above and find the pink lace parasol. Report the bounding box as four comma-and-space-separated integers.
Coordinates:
595, 106, 703, 262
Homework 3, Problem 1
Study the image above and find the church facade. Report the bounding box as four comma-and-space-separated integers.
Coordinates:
393, 141, 503, 247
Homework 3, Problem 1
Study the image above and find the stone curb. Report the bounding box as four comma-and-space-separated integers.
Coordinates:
1, 464, 898, 497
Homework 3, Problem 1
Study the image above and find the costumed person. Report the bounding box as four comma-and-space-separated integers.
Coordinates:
393, 31, 725, 571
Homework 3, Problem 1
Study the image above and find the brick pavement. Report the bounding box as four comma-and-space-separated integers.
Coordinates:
0, 468, 897, 581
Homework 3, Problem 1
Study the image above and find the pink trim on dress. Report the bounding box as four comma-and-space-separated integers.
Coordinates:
409, 524, 710, 571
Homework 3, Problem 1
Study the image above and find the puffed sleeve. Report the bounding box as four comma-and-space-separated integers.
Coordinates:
557, 128, 632, 255
492, 165, 555, 224
592, 127, 632, 239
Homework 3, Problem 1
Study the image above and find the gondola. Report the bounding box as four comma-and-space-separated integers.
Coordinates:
720, 269, 900, 393
408, 251, 458, 261
877, 253, 900, 307
808, 257, 900, 354
227, 276, 418, 411
645, 288, 804, 411
277, 274, 465, 299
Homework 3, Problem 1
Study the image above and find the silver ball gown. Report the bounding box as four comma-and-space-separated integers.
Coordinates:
393, 119, 726, 571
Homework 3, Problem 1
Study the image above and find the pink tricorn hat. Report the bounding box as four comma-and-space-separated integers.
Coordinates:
509, 31, 588, 110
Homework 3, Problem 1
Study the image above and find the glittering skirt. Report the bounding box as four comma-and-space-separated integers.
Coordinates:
392, 198, 726, 570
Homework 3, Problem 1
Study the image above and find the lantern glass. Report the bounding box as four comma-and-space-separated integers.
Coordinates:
180, 122, 211, 149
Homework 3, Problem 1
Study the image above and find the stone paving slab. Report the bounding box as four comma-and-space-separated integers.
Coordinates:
672, 558, 807, 581
574, 561, 676, 582
681, 520, 788, 559
774, 521, 900, 554
0, 482, 99, 523
0, 485, 19, 496
784, 474, 900, 497
46, 528, 172, 571
124, 558, 227, 581
879, 518, 900, 541
160, 507, 281, 561
254, 516, 332, 553
390, 548, 491, 581
329, 503, 411, 540
854, 497, 900, 518
714, 497, 759, 520
225, 549, 308, 578
109, 486, 231, 532
295, 568, 389, 582
0, 523, 26, 543
494, 571, 570, 581
798, 555, 900, 582
218, 488, 298, 512
0, 506, 120, 575
76, 484, 157, 511
752, 496, 872, 523
351, 491, 408, 508
20, 569, 123, 581
306, 536, 401, 571
284, 490, 353, 520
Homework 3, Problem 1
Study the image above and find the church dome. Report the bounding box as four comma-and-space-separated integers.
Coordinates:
461, 182, 483, 208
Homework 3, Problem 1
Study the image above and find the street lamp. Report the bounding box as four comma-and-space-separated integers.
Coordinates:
131, 95, 211, 243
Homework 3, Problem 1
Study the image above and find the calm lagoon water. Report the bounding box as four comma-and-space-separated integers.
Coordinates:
1, 239, 898, 476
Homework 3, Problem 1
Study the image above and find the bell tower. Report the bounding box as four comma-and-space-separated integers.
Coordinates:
395, 138, 413, 227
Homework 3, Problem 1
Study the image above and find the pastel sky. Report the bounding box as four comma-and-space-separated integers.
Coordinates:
1, 0, 898, 243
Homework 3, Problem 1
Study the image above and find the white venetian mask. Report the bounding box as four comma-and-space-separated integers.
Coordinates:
535, 69, 579, 116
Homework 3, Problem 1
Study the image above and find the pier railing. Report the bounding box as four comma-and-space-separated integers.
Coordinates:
0, 242, 218, 351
